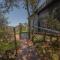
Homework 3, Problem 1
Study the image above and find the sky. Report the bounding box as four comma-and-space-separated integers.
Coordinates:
6, 0, 44, 27
6, 3, 28, 27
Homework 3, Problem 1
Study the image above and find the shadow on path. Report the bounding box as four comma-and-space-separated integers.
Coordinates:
17, 40, 40, 60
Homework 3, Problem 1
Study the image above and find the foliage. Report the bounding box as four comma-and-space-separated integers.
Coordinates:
0, 0, 20, 13
0, 41, 21, 60
51, 40, 60, 51
21, 26, 28, 32
0, 0, 40, 13
0, 13, 8, 42
32, 34, 60, 60
0, 41, 21, 54
32, 35, 43, 44
0, 13, 8, 26
24, 0, 40, 15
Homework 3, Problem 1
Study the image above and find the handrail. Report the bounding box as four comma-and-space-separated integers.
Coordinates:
32, 26, 60, 34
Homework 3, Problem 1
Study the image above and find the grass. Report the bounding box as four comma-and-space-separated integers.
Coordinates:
0, 40, 21, 54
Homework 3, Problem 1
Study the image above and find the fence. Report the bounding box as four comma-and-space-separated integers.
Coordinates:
32, 26, 60, 41
31, 26, 60, 60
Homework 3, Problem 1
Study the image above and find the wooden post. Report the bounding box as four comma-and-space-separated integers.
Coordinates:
13, 27, 17, 58
50, 34, 52, 42
19, 23, 22, 40
43, 32, 46, 42
56, 35, 59, 41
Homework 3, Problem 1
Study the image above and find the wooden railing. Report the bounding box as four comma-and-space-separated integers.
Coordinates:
32, 26, 60, 41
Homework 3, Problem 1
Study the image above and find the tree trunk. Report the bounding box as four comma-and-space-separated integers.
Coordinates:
25, 0, 31, 39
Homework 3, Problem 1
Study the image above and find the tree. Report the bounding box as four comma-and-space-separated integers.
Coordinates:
23, 0, 40, 39
0, 13, 8, 41
24, 0, 39, 14
0, 0, 40, 39
0, 0, 20, 13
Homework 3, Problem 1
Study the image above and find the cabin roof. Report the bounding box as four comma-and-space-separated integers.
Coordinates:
37, 0, 58, 15
29, 0, 57, 18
